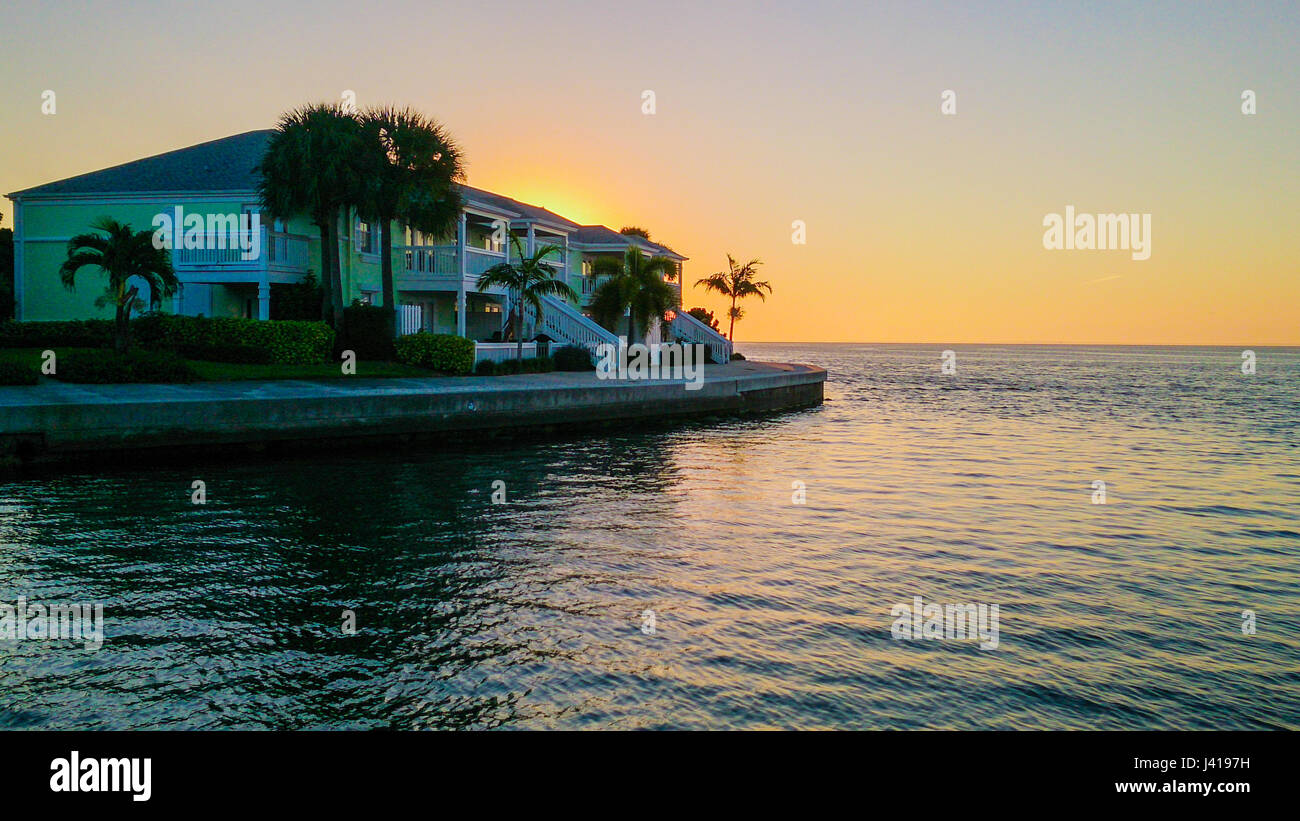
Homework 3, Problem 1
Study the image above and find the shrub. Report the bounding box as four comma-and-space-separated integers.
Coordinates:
474, 359, 498, 376
54, 349, 199, 384
271, 272, 323, 321
552, 345, 594, 371
340, 302, 396, 361
0, 319, 114, 349
394, 333, 475, 375
133, 314, 333, 364
0, 360, 39, 385
731, 351, 746, 361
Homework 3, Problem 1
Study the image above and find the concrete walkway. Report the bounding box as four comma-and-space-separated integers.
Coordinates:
0, 360, 814, 408
0, 361, 826, 463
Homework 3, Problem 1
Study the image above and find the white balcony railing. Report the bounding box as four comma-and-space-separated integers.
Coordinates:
396, 245, 505, 280
171, 229, 310, 272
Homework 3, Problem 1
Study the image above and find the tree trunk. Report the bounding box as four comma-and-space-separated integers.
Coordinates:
515, 297, 524, 363
114, 302, 129, 354
627, 310, 635, 346
327, 211, 345, 329
728, 296, 737, 341
317, 221, 333, 323
380, 219, 396, 338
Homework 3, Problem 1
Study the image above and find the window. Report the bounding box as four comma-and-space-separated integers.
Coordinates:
358, 220, 373, 254
359, 290, 377, 306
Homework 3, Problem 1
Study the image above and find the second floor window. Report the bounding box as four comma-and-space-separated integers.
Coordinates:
358, 221, 373, 253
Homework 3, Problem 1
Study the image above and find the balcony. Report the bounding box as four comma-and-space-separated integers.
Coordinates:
395, 245, 516, 293
170, 228, 311, 283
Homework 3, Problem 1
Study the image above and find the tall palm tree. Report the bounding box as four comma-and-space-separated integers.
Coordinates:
59, 217, 178, 352
695, 255, 771, 341
357, 106, 465, 335
476, 236, 578, 363
589, 247, 679, 344
259, 103, 364, 328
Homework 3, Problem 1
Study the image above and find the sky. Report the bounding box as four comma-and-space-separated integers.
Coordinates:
1, 0, 1296, 344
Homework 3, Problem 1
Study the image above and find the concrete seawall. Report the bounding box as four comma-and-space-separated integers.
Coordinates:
0, 361, 825, 465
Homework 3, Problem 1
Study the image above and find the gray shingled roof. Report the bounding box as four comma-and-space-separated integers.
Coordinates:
571, 225, 685, 260
8, 130, 272, 197
7, 130, 677, 256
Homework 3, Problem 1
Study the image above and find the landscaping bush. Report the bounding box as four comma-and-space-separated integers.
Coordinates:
174, 342, 274, 364
271, 272, 324, 321
475, 359, 498, 376
552, 345, 594, 371
339, 302, 396, 361
394, 333, 475, 375
133, 314, 333, 364
0, 360, 39, 385
0, 319, 114, 349
54, 349, 199, 384
731, 351, 746, 361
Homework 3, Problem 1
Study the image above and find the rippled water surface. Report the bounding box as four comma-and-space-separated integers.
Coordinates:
2, 344, 1298, 729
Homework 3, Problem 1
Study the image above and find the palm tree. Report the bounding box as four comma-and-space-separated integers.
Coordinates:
59, 217, 178, 352
259, 103, 364, 328
695, 255, 771, 341
589, 247, 679, 344
476, 236, 579, 363
357, 106, 465, 335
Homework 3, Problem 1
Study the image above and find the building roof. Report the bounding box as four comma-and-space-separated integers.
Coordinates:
571, 225, 686, 261
7, 130, 271, 197
458, 185, 578, 231
7, 129, 679, 255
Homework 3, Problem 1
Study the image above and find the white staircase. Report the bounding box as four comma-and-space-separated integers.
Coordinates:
515, 294, 620, 353
671, 310, 732, 363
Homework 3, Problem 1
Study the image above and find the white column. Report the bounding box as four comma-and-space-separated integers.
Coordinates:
562, 234, 570, 293
257, 281, 270, 320
456, 212, 467, 337
12, 200, 23, 320
527, 224, 535, 256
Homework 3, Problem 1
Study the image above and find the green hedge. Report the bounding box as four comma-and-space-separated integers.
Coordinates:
552, 345, 593, 371
0, 360, 39, 385
0, 320, 114, 349
340, 303, 396, 361
394, 333, 475, 375
54, 349, 199, 384
133, 314, 333, 364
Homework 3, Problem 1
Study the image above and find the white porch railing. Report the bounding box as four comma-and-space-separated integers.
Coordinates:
518, 294, 620, 353
475, 342, 544, 364
671, 309, 732, 364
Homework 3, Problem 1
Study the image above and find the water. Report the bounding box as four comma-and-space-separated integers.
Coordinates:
2, 344, 1297, 729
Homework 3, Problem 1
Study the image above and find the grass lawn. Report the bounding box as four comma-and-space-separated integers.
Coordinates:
0, 348, 437, 382
0, 347, 98, 368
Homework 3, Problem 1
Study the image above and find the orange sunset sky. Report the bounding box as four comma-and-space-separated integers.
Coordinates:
2, 0, 1296, 344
